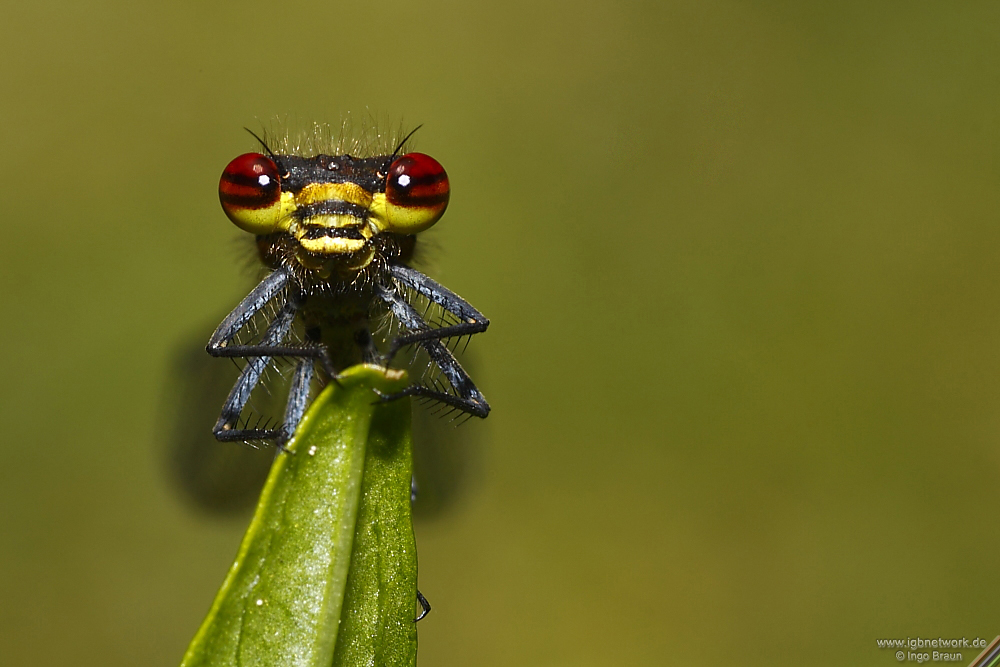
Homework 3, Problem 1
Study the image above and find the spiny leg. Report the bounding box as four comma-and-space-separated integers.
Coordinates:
207, 268, 289, 349
208, 271, 334, 445
208, 271, 338, 381
278, 357, 315, 445
211, 286, 300, 442
273, 325, 325, 445
374, 283, 490, 418
385, 265, 489, 364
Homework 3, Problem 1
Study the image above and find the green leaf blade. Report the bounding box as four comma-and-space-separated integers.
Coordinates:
332, 391, 417, 667
179, 364, 416, 667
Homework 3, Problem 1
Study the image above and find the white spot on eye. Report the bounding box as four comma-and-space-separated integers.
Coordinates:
397, 174, 411, 187
258, 174, 270, 187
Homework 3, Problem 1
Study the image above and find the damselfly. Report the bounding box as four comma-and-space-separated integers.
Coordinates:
208, 125, 490, 447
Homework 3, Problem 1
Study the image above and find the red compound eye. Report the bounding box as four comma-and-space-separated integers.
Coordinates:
219, 153, 281, 213
385, 153, 450, 209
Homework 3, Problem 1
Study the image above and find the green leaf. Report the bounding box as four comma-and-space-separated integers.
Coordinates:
179, 364, 417, 667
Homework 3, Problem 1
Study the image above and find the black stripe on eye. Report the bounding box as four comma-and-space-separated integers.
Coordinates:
394, 193, 450, 208
400, 172, 446, 187
222, 172, 271, 187
220, 190, 278, 210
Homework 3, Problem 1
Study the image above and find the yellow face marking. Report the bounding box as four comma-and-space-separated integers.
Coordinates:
296, 213, 373, 230
284, 184, 379, 258
294, 243, 375, 277
297, 236, 368, 254
295, 182, 373, 208
368, 193, 391, 232
294, 214, 372, 255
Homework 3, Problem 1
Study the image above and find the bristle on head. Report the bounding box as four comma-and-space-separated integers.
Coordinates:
256, 114, 419, 158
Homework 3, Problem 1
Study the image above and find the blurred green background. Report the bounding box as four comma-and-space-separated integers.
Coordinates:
1, 1, 998, 665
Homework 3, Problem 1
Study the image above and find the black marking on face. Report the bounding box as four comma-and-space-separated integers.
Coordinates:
293, 200, 370, 222
278, 155, 391, 194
